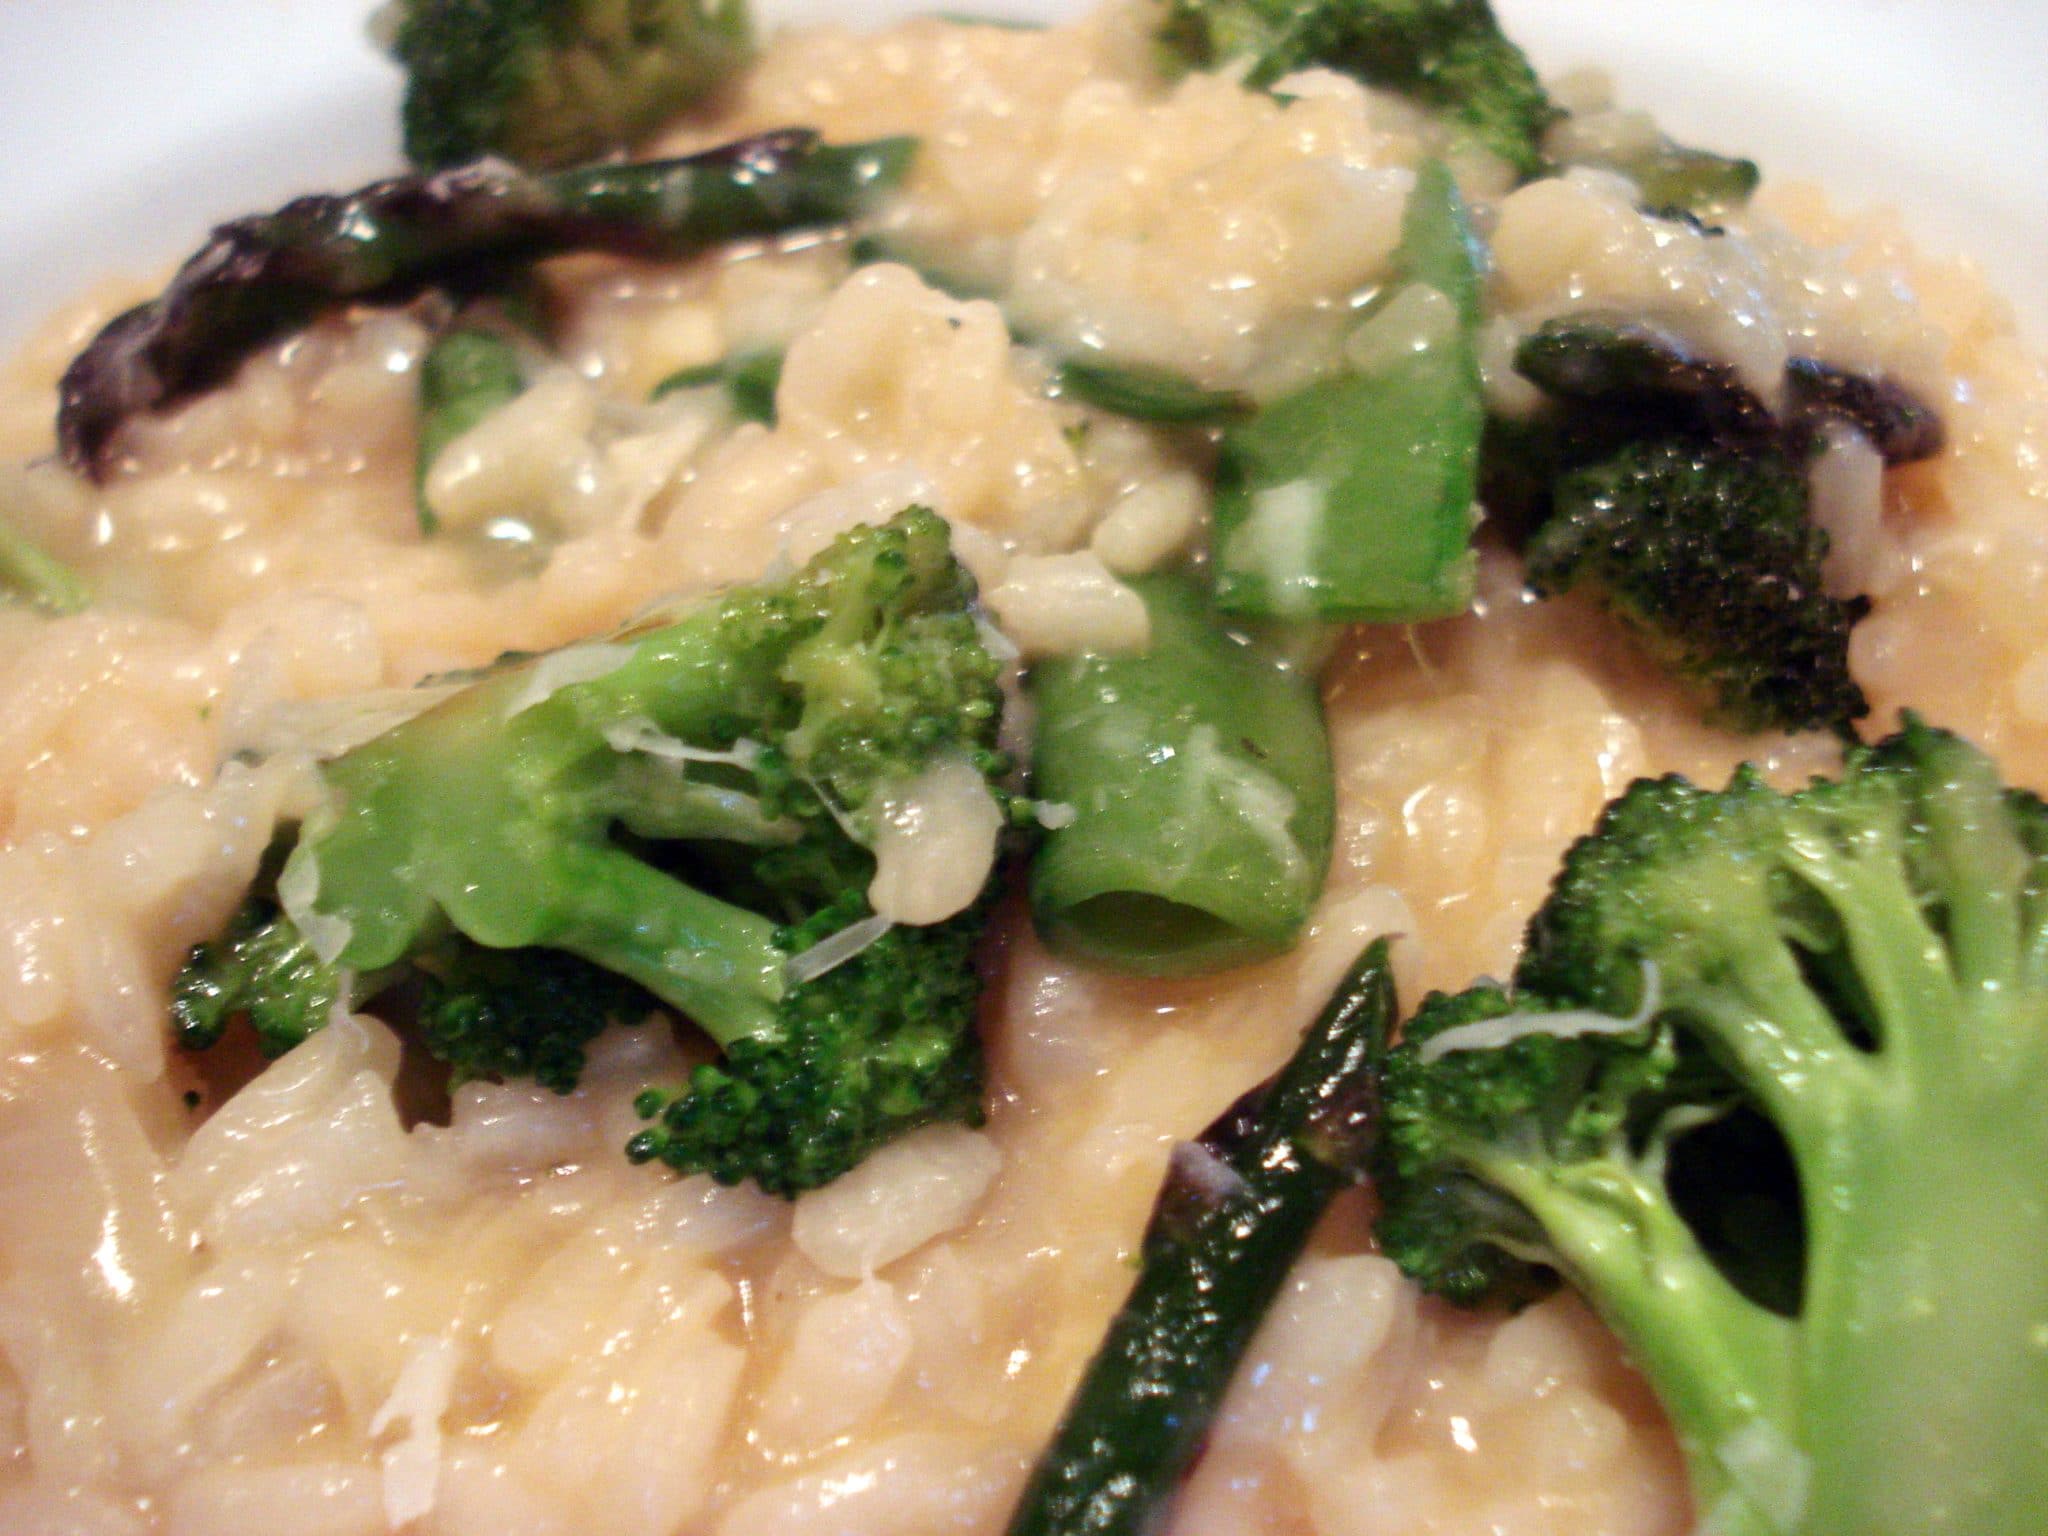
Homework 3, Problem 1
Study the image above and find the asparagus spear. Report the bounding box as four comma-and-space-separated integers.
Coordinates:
58, 131, 915, 478
1006, 940, 1395, 1536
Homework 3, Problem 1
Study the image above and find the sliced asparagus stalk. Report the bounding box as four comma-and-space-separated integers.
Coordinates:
1006, 939, 1395, 1536
59, 131, 914, 478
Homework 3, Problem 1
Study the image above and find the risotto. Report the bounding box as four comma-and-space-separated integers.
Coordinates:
0, 2, 2042, 1533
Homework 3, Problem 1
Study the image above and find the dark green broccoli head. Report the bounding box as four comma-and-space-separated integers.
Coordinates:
393, 0, 754, 170
1157, 0, 1557, 177
627, 896, 988, 1195
415, 943, 657, 1095
1524, 437, 1867, 735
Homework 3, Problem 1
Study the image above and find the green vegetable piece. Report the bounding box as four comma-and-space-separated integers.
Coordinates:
1007, 940, 1394, 1536
1512, 314, 1775, 442
415, 327, 528, 533
652, 346, 784, 424
1525, 435, 1868, 735
393, 0, 755, 171
59, 131, 915, 479
417, 943, 657, 1094
1211, 159, 1483, 622
0, 516, 89, 616
1784, 356, 1946, 465
1157, 0, 1557, 178
1029, 572, 1334, 976
171, 902, 344, 1056
1580, 137, 1760, 218
1056, 359, 1251, 426
176, 509, 1010, 1195
1374, 718, 2048, 1535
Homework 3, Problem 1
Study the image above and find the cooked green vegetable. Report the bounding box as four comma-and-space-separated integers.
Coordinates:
1374, 718, 2048, 1536
1157, 0, 1557, 177
1510, 314, 1775, 443
1210, 159, 1483, 622
414, 326, 529, 533
1029, 571, 1334, 976
175, 509, 1011, 1195
1785, 356, 1946, 464
1056, 359, 1251, 426
0, 516, 89, 616
392, 0, 754, 170
652, 346, 784, 424
1488, 314, 1948, 735
1524, 436, 1868, 735
172, 899, 349, 1058
59, 132, 915, 479
415, 944, 657, 1095
1008, 940, 1394, 1536
1573, 137, 1759, 218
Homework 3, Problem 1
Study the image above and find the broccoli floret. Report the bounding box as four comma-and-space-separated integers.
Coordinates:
176, 508, 1012, 1194
171, 901, 344, 1055
1157, 0, 1557, 177
1489, 315, 1950, 736
627, 893, 988, 1194
416, 943, 657, 1095
391, 0, 754, 170
1374, 718, 2048, 1534
1524, 437, 1868, 734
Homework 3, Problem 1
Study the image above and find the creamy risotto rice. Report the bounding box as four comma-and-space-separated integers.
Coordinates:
0, 3, 2043, 1532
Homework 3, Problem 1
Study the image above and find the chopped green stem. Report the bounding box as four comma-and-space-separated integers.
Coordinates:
1778, 833, 1953, 1078
0, 517, 89, 615
1501, 1153, 1800, 1536
652, 347, 785, 424
1028, 572, 1334, 976
1006, 941, 1395, 1536
547, 843, 785, 1044
414, 326, 528, 533
1055, 359, 1251, 425
1210, 160, 1483, 621
1797, 1101, 2048, 1534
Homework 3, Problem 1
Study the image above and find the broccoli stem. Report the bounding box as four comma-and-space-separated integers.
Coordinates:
1482, 1148, 1801, 1532
1006, 940, 1395, 1536
59, 131, 915, 478
1796, 1106, 2048, 1534
541, 842, 785, 1044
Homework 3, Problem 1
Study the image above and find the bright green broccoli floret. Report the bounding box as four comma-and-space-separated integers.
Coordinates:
176, 508, 1011, 1194
392, 0, 754, 170
1375, 718, 2048, 1534
1157, 0, 1557, 177
1524, 437, 1868, 735
172, 901, 344, 1056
